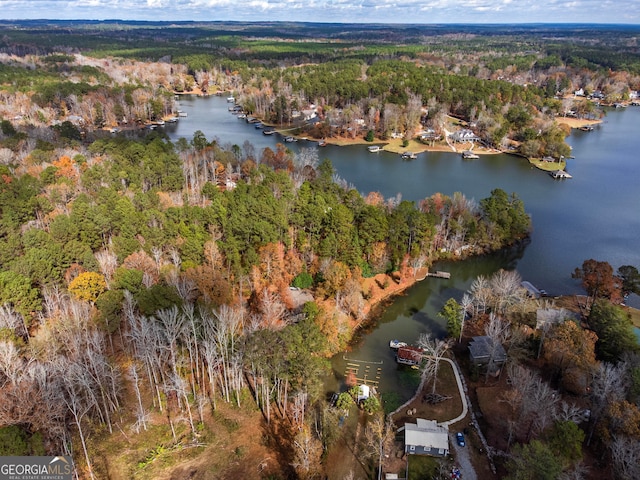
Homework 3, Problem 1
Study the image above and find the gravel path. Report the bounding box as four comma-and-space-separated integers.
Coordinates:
450, 434, 477, 480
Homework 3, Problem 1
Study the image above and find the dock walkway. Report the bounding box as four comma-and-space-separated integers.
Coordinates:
427, 271, 451, 279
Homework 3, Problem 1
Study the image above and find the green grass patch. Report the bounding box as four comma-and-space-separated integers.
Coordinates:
381, 391, 402, 415
529, 158, 566, 171
625, 306, 640, 328
407, 455, 440, 480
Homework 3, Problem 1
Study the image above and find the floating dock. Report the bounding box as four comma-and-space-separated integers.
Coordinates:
343, 357, 382, 387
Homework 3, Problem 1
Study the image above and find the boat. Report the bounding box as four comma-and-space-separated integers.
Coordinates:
155, 120, 165, 126
318, 140, 327, 147
226, 96, 235, 103
263, 128, 276, 135
462, 150, 479, 159
368, 145, 381, 153
389, 340, 408, 350
284, 136, 297, 143
579, 125, 594, 132
401, 151, 417, 160
178, 111, 188, 117
166, 117, 178, 123
254, 123, 264, 129
237, 113, 246, 119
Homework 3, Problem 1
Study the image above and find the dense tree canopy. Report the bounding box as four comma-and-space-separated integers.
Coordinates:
588, 299, 639, 362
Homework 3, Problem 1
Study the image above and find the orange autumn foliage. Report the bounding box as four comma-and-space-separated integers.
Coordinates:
52, 155, 77, 180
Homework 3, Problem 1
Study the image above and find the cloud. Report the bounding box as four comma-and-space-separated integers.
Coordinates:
0, 0, 636, 23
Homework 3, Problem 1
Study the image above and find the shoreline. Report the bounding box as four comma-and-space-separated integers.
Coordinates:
556, 117, 603, 129
182, 90, 601, 158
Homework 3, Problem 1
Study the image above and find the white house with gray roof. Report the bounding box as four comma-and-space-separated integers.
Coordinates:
399, 419, 449, 457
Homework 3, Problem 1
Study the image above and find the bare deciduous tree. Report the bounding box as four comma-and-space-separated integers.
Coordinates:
95, 249, 118, 285
0, 305, 28, 339
504, 363, 559, 442
363, 416, 395, 480
291, 424, 323, 479
62, 362, 98, 480
155, 306, 184, 378
588, 362, 627, 445
129, 364, 148, 433
553, 400, 584, 424
417, 334, 451, 394
489, 269, 525, 315
609, 435, 640, 480
558, 461, 590, 480
469, 275, 491, 316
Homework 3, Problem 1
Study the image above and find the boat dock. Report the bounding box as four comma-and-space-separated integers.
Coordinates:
343, 356, 382, 387
427, 271, 451, 279
550, 169, 572, 179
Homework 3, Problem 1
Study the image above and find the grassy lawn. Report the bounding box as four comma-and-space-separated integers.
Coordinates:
625, 305, 640, 328
407, 455, 441, 480
529, 158, 566, 171
392, 359, 464, 427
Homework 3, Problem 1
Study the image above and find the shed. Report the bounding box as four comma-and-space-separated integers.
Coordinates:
400, 418, 449, 457
357, 384, 370, 403
468, 336, 507, 366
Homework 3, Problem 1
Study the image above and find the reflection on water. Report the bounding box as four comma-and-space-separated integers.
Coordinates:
326, 246, 528, 406
165, 95, 640, 402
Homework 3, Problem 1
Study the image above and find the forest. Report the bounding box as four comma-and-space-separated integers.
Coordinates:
0, 20, 639, 480
0, 118, 530, 477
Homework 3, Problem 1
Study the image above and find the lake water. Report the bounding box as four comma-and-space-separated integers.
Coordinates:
166, 96, 640, 401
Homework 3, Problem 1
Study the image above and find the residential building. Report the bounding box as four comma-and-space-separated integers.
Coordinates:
399, 419, 449, 457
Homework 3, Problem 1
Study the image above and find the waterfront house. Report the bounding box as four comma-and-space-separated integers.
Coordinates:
449, 129, 479, 143
399, 419, 449, 457
419, 129, 441, 142
468, 336, 507, 367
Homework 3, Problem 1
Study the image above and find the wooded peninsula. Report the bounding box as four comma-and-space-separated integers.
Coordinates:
0, 20, 639, 480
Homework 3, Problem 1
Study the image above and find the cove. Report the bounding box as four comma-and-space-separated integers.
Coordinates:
166, 96, 640, 401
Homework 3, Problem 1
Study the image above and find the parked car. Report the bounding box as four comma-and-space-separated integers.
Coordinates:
456, 432, 465, 447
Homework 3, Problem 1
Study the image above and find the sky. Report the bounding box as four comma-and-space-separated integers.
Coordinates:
0, 0, 637, 25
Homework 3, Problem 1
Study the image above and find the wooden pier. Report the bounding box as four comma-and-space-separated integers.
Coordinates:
343, 356, 382, 387
427, 271, 451, 279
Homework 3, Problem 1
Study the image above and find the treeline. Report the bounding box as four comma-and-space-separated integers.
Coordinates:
1, 129, 531, 313
2, 24, 639, 162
